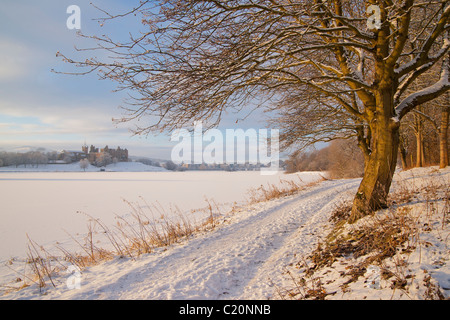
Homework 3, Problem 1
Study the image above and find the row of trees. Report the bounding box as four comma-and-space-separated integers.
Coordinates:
286, 104, 449, 177
59, 0, 450, 222
286, 139, 365, 179
0, 151, 50, 168
0, 150, 123, 168
288, 86, 448, 176
135, 158, 162, 168
399, 91, 449, 169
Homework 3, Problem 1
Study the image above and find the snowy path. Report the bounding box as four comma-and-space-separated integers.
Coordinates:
27, 178, 360, 300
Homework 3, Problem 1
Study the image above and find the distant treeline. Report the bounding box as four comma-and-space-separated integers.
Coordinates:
0, 150, 52, 168
285, 139, 365, 179
135, 158, 162, 168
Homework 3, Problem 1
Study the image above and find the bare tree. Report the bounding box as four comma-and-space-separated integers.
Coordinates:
400, 66, 449, 168
414, 93, 450, 168
59, 0, 450, 222
95, 152, 112, 167
79, 158, 90, 171
164, 160, 178, 171
439, 94, 450, 168
328, 139, 365, 179
411, 106, 427, 167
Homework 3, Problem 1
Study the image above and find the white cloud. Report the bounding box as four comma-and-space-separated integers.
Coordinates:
0, 97, 127, 137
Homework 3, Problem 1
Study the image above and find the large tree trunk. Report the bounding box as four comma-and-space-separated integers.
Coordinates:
351, 89, 400, 223
440, 105, 449, 168
351, 125, 399, 222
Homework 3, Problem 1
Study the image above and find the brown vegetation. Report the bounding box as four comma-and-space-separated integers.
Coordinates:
278, 171, 449, 300
3, 176, 318, 294
285, 139, 364, 179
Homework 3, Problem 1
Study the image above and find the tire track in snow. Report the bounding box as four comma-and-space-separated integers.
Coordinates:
52, 179, 361, 300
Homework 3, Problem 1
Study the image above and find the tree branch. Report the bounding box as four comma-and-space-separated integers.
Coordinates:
396, 55, 450, 120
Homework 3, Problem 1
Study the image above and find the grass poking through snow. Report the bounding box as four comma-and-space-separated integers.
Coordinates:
279, 169, 449, 300
3, 176, 319, 295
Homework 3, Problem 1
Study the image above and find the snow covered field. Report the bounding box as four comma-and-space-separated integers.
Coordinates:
1, 166, 448, 300
0, 168, 322, 286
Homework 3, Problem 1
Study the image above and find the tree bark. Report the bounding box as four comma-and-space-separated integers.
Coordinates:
416, 124, 424, 167
399, 145, 408, 170
351, 125, 399, 222
440, 105, 449, 168
398, 132, 409, 170
351, 89, 400, 223
413, 108, 426, 167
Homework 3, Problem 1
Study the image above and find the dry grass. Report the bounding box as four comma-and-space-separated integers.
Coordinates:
4, 196, 224, 293
3, 175, 327, 295
280, 172, 449, 300
272, 269, 329, 300
300, 206, 416, 284
247, 176, 326, 204
25, 235, 57, 291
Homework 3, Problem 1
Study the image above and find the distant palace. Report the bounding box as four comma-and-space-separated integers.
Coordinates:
82, 145, 128, 163
58, 145, 129, 164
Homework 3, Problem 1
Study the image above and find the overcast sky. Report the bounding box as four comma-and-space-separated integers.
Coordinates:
0, 1, 276, 159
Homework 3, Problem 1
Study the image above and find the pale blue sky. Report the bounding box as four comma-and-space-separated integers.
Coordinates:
0, 1, 274, 159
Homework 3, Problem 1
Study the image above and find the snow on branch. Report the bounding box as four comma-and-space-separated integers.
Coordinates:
395, 57, 450, 120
